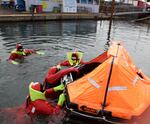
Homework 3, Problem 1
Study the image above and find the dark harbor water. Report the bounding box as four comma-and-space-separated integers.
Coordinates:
0, 20, 150, 124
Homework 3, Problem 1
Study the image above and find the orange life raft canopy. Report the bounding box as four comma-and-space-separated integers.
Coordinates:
66, 42, 150, 120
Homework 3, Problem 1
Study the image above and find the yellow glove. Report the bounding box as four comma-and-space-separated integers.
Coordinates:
57, 93, 66, 106
22, 50, 26, 56
53, 83, 64, 92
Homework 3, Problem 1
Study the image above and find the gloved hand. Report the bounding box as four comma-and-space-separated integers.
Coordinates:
53, 83, 64, 92
22, 51, 26, 56
56, 64, 61, 71
54, 105, 61, 114
57, 93, 66, 106
44, 88, 55, 98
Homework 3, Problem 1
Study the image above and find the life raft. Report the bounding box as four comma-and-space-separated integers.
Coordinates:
64, 42, 150, 123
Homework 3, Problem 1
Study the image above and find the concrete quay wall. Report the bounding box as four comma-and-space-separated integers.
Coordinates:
0, 13, 110, 22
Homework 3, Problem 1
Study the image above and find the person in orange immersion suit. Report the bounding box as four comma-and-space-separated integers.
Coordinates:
59, 51, 87, 67
9, 43, 36, 60
8, 43, 41, 64
0, 82, 66, 123
26, 82, 66, 115
43, 52, 85, 89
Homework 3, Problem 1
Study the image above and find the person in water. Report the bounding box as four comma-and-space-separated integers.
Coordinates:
59, 51, 87, 67
8, 43, 37, 63
43, 64, 79, 89
26, 82, 66, 115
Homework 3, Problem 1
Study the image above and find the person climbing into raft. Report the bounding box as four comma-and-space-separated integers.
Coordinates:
8, 43, 44, 64
26, 82, 66, 115
58, 51, 102, 79
43, 64, 79, 89
44, 51, 101, 91
58, 51, 87, 67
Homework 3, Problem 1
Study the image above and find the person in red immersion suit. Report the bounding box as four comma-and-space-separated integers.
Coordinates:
43, 65, 79, 89
59, 51, 87, 67
8, 43, 36, 62
26, 82, 66, 115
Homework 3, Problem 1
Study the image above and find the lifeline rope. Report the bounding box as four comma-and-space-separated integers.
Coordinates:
66, 106, 130, 124
101, 116, 130, 124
